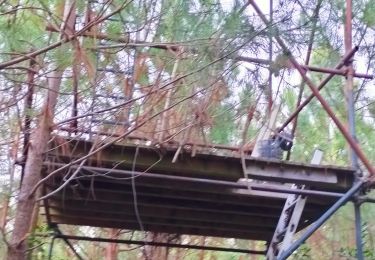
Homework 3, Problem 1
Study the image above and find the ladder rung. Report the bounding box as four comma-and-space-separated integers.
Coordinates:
276, 229, 286, 240
285, 199, 298, 211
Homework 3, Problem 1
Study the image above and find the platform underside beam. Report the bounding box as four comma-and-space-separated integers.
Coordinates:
52, 234, 266, 255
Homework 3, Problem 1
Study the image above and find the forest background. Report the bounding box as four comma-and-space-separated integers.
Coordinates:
0, 0, 374, 259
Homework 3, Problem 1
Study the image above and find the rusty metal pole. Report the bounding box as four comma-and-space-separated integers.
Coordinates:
249, 0, 375, 178
344, 0, 359, 170
249, 2, 373, 259
300, 65, 372, 79
278, 46, 358, 132
286, 0, 322, 161
344, 0, 364, 258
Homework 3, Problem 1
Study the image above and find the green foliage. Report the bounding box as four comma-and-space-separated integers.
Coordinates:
283, 88, 297, 111
27, 224, 52, 260
310, 45, 340, 68
292, 244, 312, 260
51, 44, 74, 69
106, 21, 123, 38
362, 0, 375, 27
339, 246, 375, 259
1, 1, 375, 259
209, 103, 236, 144
0, 9, 45, 53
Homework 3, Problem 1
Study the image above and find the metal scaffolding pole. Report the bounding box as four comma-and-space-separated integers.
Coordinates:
277, 46, 358, 133
249, 0, 375, 179
247, 1, 374, 259
344, 0, 358, 170
354, 202, 364, 260
47, 236, 56, 260
54, 234, 266, 255
344, 0, 364, 258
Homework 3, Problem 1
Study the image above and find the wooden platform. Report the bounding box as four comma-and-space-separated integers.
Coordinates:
41, 137, 355, 242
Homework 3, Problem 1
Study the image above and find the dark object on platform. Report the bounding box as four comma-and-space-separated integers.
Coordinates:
259, 131, 293, 159
277, 131, 293, 151
259, 139, 283, 159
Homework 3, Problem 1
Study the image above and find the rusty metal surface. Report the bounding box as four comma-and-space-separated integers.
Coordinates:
49, 138, 354, 189
40, 137, 356, 242
42, 168, 327, 241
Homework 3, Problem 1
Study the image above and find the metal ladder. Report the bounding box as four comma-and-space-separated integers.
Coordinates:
266, 150, 323, 260
266, 184, 307, 259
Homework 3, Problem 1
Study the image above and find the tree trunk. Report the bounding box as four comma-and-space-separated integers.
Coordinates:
105, 229, 119, 260
1, 131, 19, 230
198, 236, 206, 260
7, 2, 76, 259
7, 74, 62, 260
143, 233, 171, 260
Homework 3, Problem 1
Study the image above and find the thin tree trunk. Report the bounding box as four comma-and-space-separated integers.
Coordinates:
7, 2, 76, 259
20, 57, 37, 184
198, 236, 206, 260
105, 229, 119, 260
143, 233, 170, 260
158, 58, 180, 143
1, 130, 20, 230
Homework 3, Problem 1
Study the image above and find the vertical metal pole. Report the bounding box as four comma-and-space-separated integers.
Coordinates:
48, 236, 56, 260
345, 1, 363, 258
354, 203, 364, 260
344, 0, 359, 170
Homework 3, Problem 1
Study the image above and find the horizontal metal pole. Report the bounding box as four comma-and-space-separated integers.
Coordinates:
277, 181, 363, 260
249, 0, 375, 179
54, 234, 266, 255
44, 162, 345, 198
249, 184, 343, 198
301, 65, 373, 79
362, 197, 375, 204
